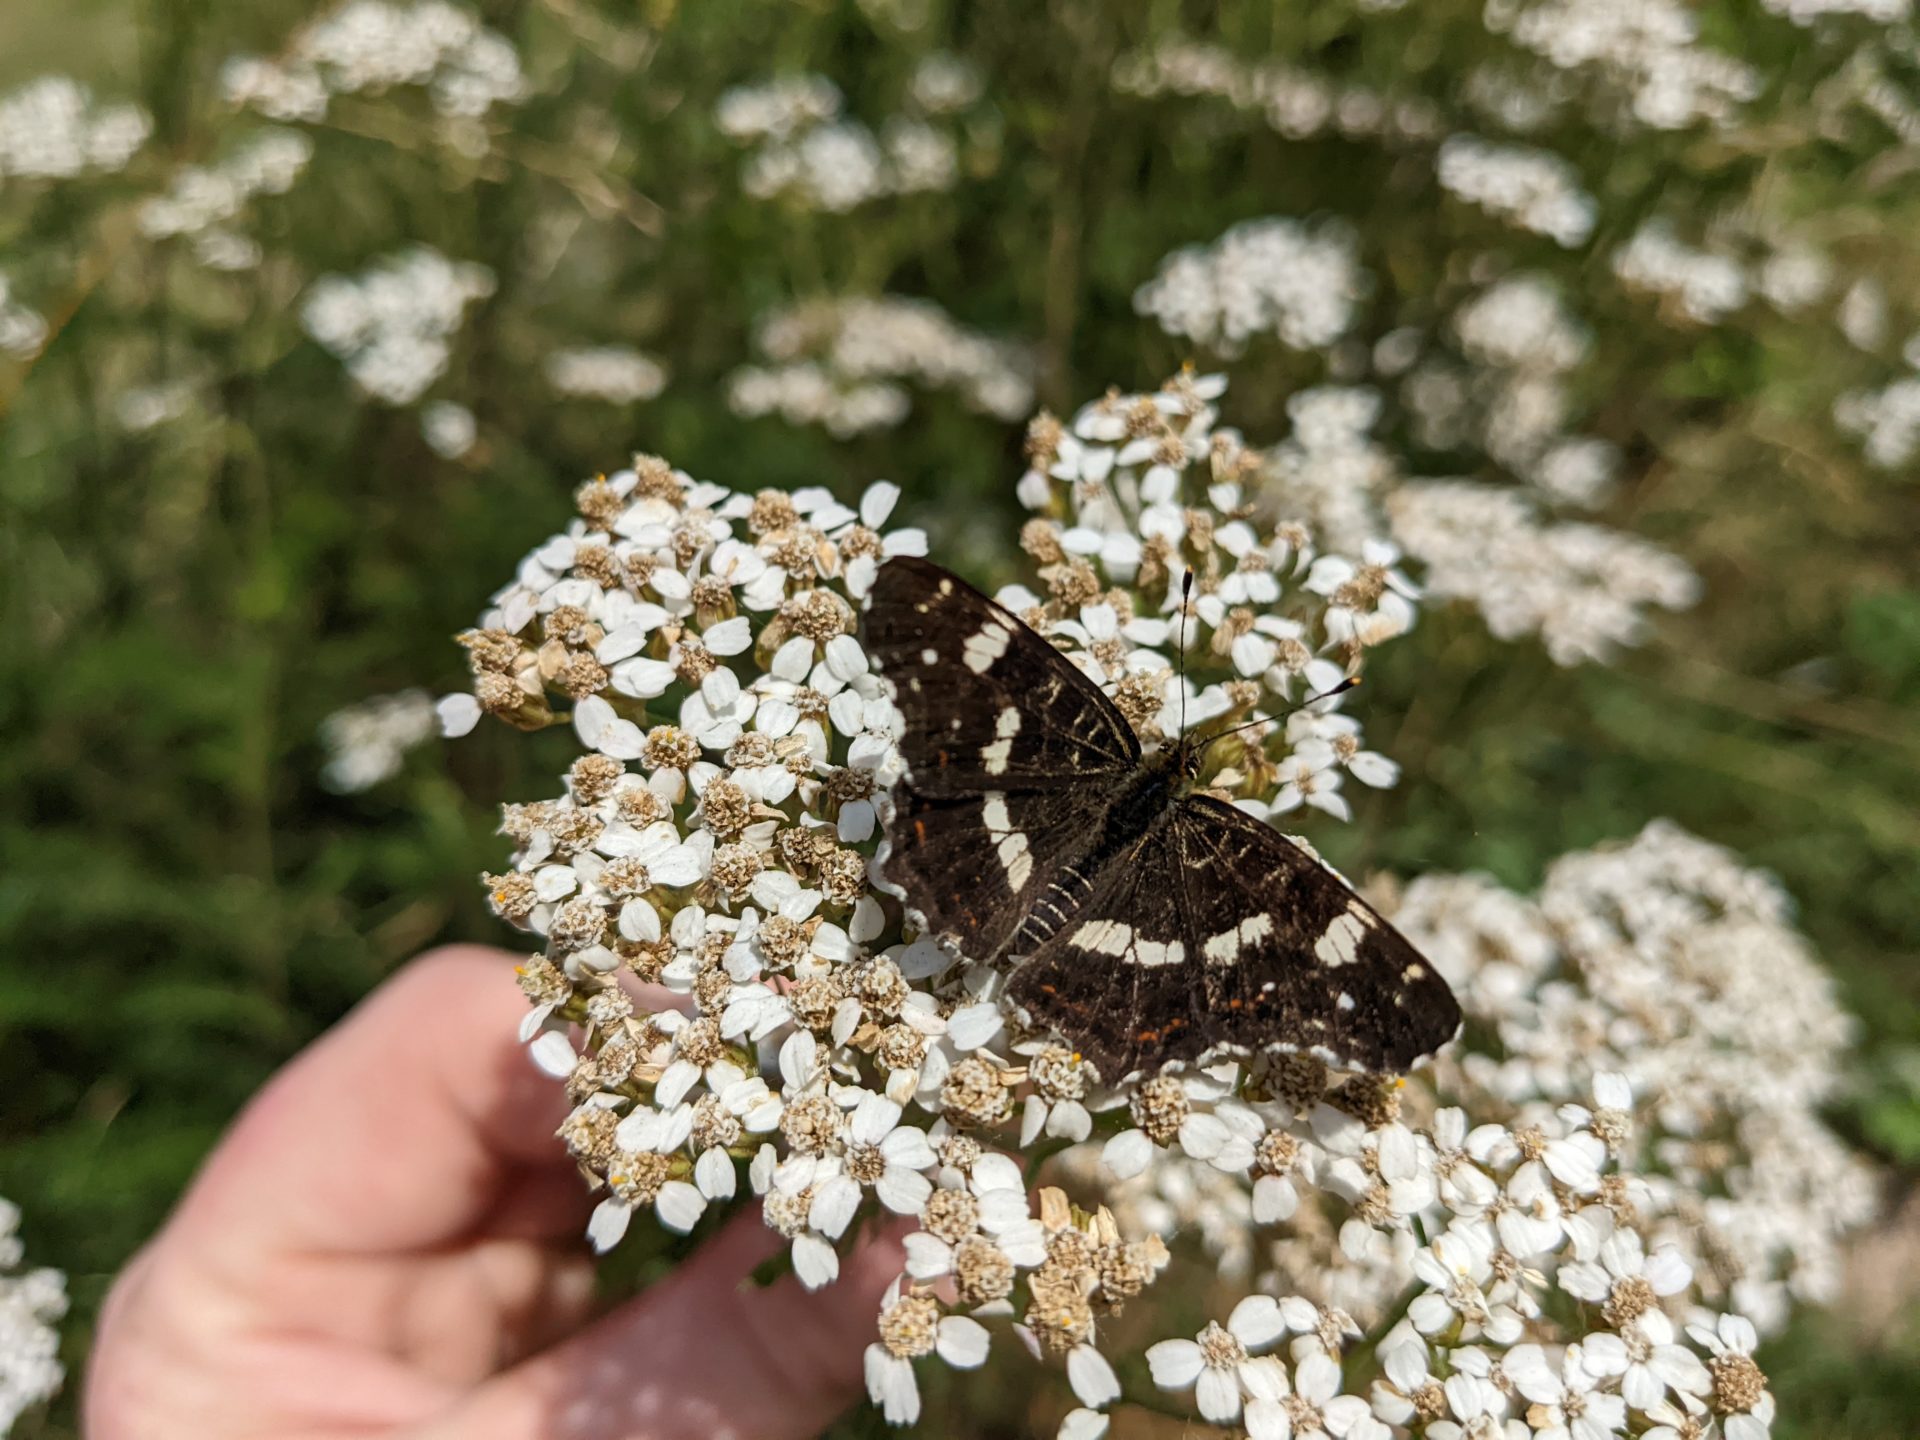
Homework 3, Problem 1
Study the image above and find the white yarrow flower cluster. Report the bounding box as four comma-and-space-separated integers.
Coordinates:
319, 689, 440, 793
719, 72, 984, 213
420, 399, 478, 458
728, 296, 1033, 436
1113, 39, 1443, 144
445, 379, 1862, 1436
1108, 1057, 1797, 1440
1435, 136, 1597, 247
222, 0, 526, 125
0, 275, 48, 362
0, 1199, 66, 1434
1387, 481, 1699, 665
1612, 221, 1750, 324
546, 346, 669, 405
1391, 819, 1879, 1334
137, 128, 314, 271
1133, 217, 1366, 356
1486, 0, 1761, 131
445, 373, 1472, 1429
0, 75, 150, 182
300, 246, 495, 405
1834, 329, 1920, 466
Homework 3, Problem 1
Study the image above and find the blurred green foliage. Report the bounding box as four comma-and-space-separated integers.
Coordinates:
1, 0, 1917, 1435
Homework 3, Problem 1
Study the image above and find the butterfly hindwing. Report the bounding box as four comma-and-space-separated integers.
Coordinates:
863, 557, 1141, 961
1167, 795, 1463, 1075
1003, 810, 1203, 1082
1004, 796, 1461, 1082
886, 786, 1100, 964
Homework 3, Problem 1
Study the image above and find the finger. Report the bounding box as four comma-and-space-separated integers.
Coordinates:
408, 1207, 908, 1440
168, 945, 624, 1258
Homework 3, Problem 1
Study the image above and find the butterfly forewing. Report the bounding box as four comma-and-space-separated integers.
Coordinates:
863, 558, 1140, 960
862, 556, 1140, 793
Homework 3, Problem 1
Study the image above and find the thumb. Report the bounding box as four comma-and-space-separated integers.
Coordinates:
407, 1206, 906, 1440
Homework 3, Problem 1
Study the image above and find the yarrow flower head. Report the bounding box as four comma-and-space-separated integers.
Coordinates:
444, 375, 1854, 1431
0, 1198, 66, 1433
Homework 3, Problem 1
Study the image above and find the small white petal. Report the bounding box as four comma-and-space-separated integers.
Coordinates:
1229, 1294, 1286, 1350
1145, 1337, 1206, 1391
694, 1146, 737, 1200
586, 1197, 632, 1252
529, 1031, 576, 1078
824, 633, 870, 681
1178, 1112, 1231, 1161
1045, 1099, 1093, 1142
876, 1166, 933, 1215
947, 1001, 1005, 1052
791, 1232, 840, 1290
1067, 1346, 1122, 1408
573, 695, 615, 747
937, 1315, 991, 1368
880, 1125, 938, 1169
655, 1180, 706, 1233
1195, 1366, 1243, 1423
810, 1175, 863, 1239
851, 1093, 905, 1145
655, 1059, 701, 1110
903, 1232, 954, 1279
1245, 1398, 1291, 1440
437, 692, 481, 737
618, 898, 662, 942
865, 1345, 921, 1425
772, 636, 815, 680
837, 799, 877, 843
851, 896, 886, 943
1102, 1128, 1155, 1179
703, 616, 752, 656
1252, 1174, 1298, 1224
861, 480, 901, 527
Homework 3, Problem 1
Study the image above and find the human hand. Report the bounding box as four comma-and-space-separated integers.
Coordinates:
86, 946, 904, 1440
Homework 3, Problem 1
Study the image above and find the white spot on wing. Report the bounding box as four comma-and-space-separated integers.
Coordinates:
1133, 937, 1185, 968
981, 792, 1031, 889
980, 706, 1022, 775
982, 793, 1011, 834
1070, 919, 1133, 956
962, 620, 1011, 674
999, 830, 1032, 891
1202, 912, 1273, 966
1071, 919, 1183, 967
921, 648, 939, 665
1314, 911, 1368, 968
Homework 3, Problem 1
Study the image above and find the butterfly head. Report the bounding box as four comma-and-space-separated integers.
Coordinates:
1168, 729, 1207, 783
1175, 675, 1364, 784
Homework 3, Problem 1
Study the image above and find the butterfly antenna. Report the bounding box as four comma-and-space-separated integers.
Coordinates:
1177, 569, 1194, 739
1198, 675, 1362, 756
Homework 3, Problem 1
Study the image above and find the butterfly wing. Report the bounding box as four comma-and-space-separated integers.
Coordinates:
862, 557, 1140, 963
1006, 795, 1461, 1081
1168, 795, 1461, 1073
1003, 810, 1204, 1083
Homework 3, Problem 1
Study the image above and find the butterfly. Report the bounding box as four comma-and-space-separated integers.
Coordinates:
860, 556, 1461, 1085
